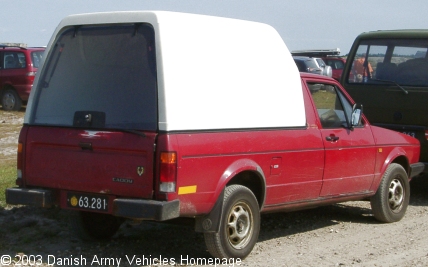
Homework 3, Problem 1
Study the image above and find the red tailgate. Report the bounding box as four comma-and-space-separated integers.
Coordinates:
23, 127, 156, 199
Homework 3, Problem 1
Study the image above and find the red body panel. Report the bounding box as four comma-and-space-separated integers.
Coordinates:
173, 128, 325, 215
22, 127, 156, 199
17, 73, 421, 219
319, 126, 376, 196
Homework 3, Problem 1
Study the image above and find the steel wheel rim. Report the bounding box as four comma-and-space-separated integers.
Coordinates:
389, 178, 404, 212
2, 92, 15, 110
226, 201, 254, 249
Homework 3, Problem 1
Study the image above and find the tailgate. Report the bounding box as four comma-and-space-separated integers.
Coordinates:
24, 127, 156, 199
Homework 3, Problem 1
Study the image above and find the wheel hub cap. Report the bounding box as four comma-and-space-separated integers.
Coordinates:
389, 178, 404, 211
227, 202, 253, 249
2, 93, 16, 110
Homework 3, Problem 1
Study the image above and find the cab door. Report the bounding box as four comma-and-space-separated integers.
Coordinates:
305, 79, 377, 196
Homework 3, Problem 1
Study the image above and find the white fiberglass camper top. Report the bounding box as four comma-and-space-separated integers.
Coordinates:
27, 11, 305, 131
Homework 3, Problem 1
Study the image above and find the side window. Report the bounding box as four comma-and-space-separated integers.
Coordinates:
17, 53, 27, 68
348, 45, 386, 83
3, 52, 25, 69
31, 51, 44, 68
392, 46, 428, 86
347, 42, 428, 86
308, 82, 354, 128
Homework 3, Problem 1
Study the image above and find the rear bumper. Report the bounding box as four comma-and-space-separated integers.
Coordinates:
113, 198, 180, 221
6, 188, 180, 221
6, 188, 53, 207
410, 162, 426, 178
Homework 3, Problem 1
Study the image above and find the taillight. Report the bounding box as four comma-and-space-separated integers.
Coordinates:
159, 152, 177, 193
26, 72, 36, 83
16, 142, 23, 186
16, 126, 29, 186
425, 130, 428, 141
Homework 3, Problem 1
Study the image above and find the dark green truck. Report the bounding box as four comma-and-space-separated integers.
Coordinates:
341, 29, 428, 174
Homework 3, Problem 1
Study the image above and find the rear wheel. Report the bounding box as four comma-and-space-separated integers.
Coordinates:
370, 163, 410, 223
69, 211, 123, 240
204, 185, 260, 259
1, 88, 22, 111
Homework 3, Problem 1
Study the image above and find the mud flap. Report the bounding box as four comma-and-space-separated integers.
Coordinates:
194, 189, 225, 233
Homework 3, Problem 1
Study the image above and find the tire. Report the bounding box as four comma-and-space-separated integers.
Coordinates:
69, 211, 123, 240
204, 185, 260, 259
370, 163, 410, 223
1, 88, 22, 111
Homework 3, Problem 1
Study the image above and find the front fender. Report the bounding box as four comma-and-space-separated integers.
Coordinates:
371, 146, 409, 192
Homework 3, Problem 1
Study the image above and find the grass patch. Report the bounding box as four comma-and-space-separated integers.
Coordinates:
0, 161, 17, 207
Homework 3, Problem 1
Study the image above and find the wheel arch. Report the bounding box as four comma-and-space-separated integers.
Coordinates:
218, 158, 266, 209
381, 147, 411, 178
226, 170, 266, 210
195, 158, 266, 233
391, 155, 410, 176
371, 148, 411, 192
1, 83, 16, 91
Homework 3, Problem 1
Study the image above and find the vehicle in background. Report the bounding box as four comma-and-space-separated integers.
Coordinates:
314, 57, 332, 77
340, 29, 428, 174
322, 57, 346, 81
0, 44, 45, 111
292, 49, 341, 78
293, 56, 323, 75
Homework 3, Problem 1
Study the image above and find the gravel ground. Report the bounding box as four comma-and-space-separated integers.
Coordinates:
1, 110, 428, 267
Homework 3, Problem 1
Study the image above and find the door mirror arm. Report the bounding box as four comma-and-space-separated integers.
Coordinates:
350, 103, 363, 129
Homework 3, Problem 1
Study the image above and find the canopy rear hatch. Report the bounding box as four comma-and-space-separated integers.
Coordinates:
23, 23, 158, 198
24, 127, 156, 198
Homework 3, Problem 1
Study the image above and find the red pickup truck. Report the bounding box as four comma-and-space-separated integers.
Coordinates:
6, 11, 423, 260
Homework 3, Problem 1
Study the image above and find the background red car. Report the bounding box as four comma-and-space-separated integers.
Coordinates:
322, 57, 346, 81
1, 44, 45, 110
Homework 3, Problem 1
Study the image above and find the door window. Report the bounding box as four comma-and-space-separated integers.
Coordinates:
308, 83, 355, 128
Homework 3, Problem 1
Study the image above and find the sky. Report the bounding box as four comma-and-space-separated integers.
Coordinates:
1, 0, 428, 55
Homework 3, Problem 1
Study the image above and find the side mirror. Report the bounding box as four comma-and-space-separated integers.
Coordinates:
351, 103, 363, 127
325, 65, 333, 78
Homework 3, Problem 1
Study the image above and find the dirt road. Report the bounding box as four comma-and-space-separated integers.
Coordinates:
1, 110, 428, 267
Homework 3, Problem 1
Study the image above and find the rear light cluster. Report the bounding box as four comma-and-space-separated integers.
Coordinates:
425, 130, 428, 141
159, 152, 177, 193
16, 142, 23, 186
26, 72, 36, 83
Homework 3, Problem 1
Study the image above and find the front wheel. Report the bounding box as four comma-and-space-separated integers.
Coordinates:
204, 185, 260, 259
69, 211, 123, 240
370, 163, 410, 223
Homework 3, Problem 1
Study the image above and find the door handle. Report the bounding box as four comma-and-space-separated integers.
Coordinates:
326, 135, 339, 142
79, 142, 93, 151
